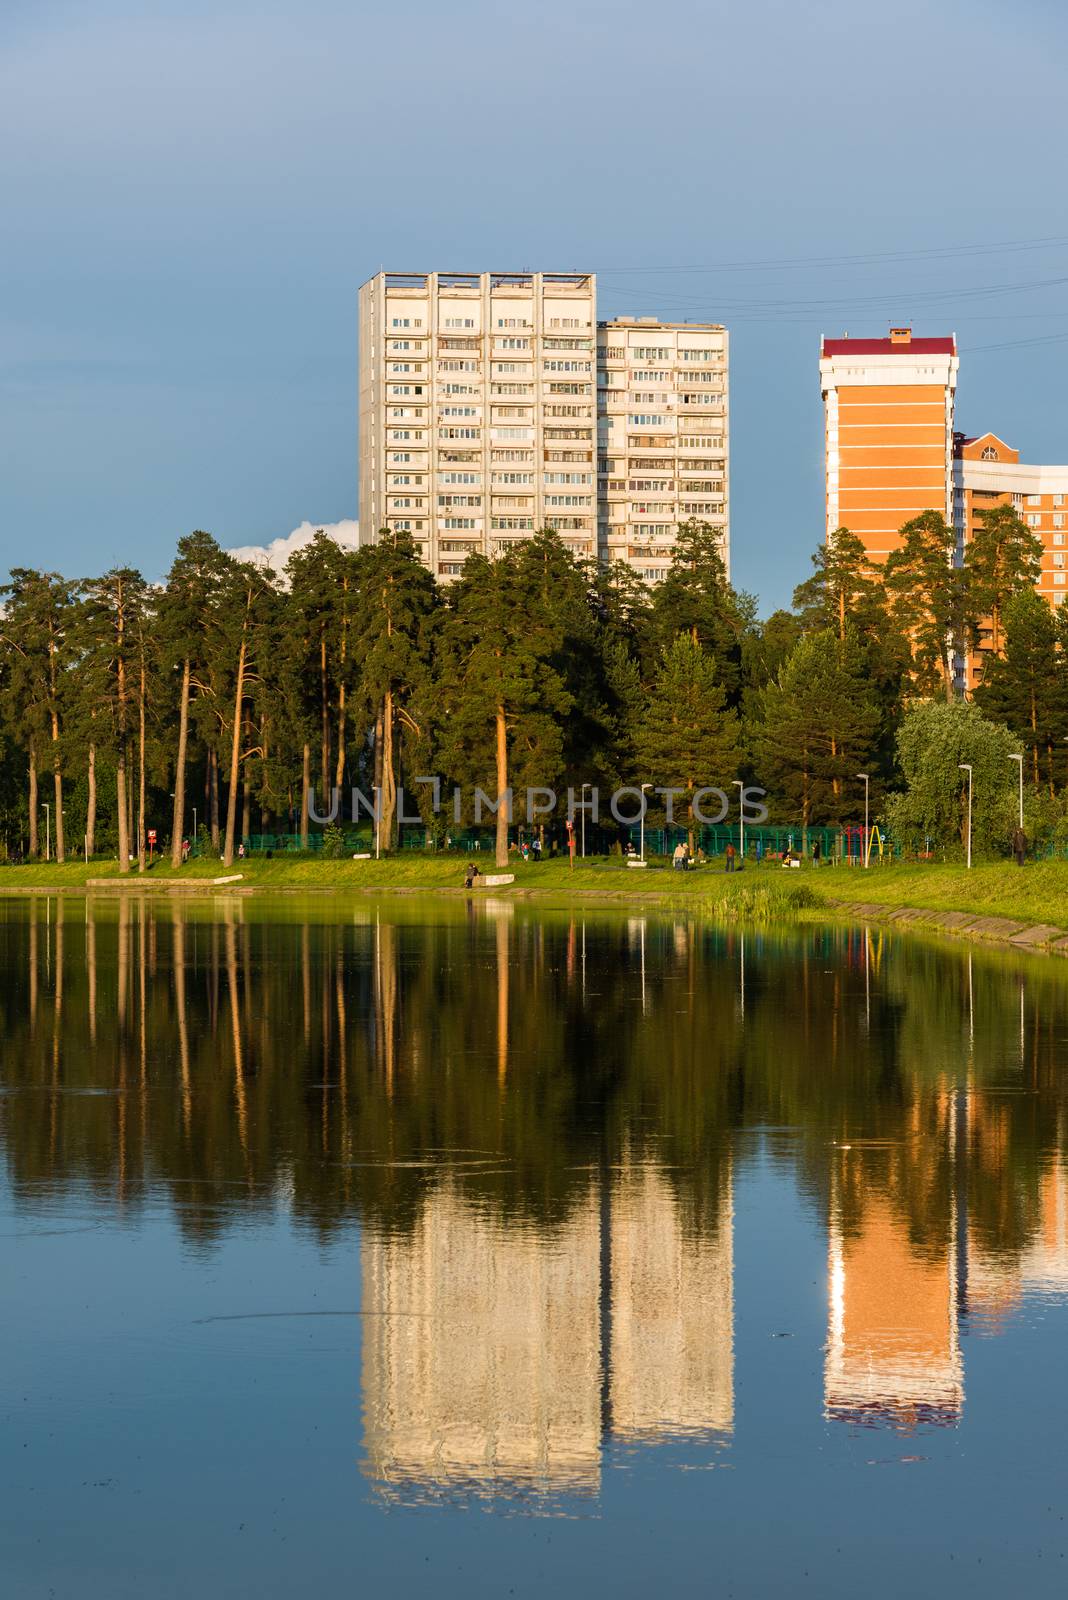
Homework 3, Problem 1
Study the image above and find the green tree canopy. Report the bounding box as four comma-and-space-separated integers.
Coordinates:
755, 628, 880, 829
885, 699, 1020, 857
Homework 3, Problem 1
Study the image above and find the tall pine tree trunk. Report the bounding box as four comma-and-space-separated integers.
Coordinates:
28, 741, 39, 859
86, 743, 96, 857
241, 761, 252, 848
116, 741, 130, 874
222, 637, 247, 867
170, 658, 191, 867
53, 760, 65, 865
495, 703, 509, 868
320, 631, 329, 797
380, 689, 396, 852
209, 745, 220, 851
137, 656, 147, 874
373, 708, 384, 852
300, 742, 310, 850
334, 683, 347, 791
116, 649, 130, 875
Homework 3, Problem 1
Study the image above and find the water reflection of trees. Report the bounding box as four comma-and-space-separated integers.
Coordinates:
1, 897, 1067, 1291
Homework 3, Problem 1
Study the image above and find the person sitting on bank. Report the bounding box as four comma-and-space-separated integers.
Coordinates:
463, 862, 481, 889
781, 847, 794, 867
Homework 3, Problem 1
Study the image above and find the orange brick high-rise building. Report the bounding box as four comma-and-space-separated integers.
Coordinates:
819, 328, 959, 563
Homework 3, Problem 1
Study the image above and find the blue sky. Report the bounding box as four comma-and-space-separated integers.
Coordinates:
2, 0, 1066, 613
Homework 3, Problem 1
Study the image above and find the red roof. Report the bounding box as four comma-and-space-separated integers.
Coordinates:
822, 336, 956, 356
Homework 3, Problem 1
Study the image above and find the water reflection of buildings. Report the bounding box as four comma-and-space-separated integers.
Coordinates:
361, 1160, 733, 1501
826, 1181, 964, 1430
967, 1164, 1068, 1330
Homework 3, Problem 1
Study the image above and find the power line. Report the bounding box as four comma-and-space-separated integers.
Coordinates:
598, 235, 1068, 275
598, 271, 1068, 315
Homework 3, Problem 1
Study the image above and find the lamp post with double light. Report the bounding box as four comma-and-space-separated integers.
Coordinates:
732, 778, 745, 866
581, 783, 591, 858
857, 773, 869, 867
640, 783, 651, 862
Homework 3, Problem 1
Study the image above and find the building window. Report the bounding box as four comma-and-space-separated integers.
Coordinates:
981, 446, 999, 460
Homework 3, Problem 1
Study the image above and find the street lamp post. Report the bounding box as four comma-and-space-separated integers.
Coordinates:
43, 802, 51, 863
732, 779, 745, 865
959, 763, 973, 869
856, 774, 869, 868
1008, 752, 1023, 830
640, 783, 651, 862
581, 783, 591, 859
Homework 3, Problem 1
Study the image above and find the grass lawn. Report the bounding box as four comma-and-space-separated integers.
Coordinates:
809, 857, 1068, 929
1, 852, 1065, 929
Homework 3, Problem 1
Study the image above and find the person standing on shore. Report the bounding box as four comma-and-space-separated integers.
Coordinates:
1012, 825, 1027, 868
725, 842, 736, 873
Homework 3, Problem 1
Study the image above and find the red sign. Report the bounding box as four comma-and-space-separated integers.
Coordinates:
147, 829, 157, 846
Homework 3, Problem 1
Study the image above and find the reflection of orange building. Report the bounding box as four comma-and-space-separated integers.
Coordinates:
820, 327, 958, 564
971, 1163, 1068, 1328
826, 1180, 963, 1429
1021, 1165, 1068, 1293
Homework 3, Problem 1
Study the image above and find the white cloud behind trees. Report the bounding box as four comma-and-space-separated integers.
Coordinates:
227, 519, 359, 576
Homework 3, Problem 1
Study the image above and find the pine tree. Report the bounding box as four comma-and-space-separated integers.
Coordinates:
157, 531, 233, 865
353, 530, 437, 850
215, 562, 278, 867
651, 520, 747, 702
437, 543, 571, 867
0, 570, 75, 861
964, 503, 1044, 658
72, 569, 151, 872
884, 511, 967, 702
975, 588, 1066, 790
756, 629, 880, 829
635, 634, 740, 847
793, 527, 881, 642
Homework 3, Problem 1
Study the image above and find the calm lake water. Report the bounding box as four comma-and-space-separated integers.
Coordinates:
2, 893, 1068, 1597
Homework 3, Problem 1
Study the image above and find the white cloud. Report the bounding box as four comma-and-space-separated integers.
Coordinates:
227, 518, 360, 576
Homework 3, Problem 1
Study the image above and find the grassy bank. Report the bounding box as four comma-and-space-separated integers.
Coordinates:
812, 859, 1068, 929
0, 853, 1063, 932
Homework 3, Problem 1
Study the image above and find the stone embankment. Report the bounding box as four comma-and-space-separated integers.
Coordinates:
832, 901, 1068, 956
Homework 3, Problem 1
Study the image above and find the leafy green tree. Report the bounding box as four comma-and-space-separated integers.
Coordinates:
884, 699, 1019, 857
884, 512, 967, 702
635, 634, 740, 847
964, 503, 1044, 658
756, 628, 880, 829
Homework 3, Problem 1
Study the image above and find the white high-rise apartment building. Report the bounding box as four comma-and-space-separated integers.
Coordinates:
597, 318, 730, 582
358, 271, 597, 579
